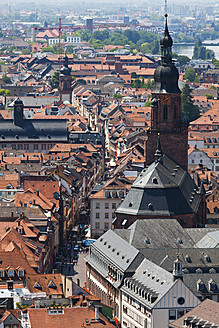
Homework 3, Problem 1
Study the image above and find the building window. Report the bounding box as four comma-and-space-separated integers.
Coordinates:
105, 203, 109, 209
177, 309, 184, 318
18, 269, 24, 277
96, 213, 100, 219
41, 144, 47, 150
192, 160, 194, 163
163, 105, 168, 120
24, 144, 29, 150
169, 310, 176, 320
104, 223, 109, 230
95, 223, 100, 230
96, 203, 100, 209
112, 203, 116, 209
105, 213, 109, 219
112, 213, 116, 219
34, 144, 38, 150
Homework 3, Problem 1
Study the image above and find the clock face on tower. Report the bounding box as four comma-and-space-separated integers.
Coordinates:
16, 106, 22, 111
161, 95, 171, 105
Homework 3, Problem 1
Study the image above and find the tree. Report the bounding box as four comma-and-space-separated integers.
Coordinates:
22, 49, 31, 55
181, 84, 200, 122
145, 78, 155, 89
195, 38, 202, 47
176, 55, 190, 68
0, 89, 11, 96
77, 79, 86, 85
184, 68, 196, 82
124, 30, 140, 43
113, 93, 122, 99
213, 59, 219, 68
51, 71, 60, 89
5, 89, 11, 96
132, 78, 144, 88
204, 94, 214, 99
193, 46, 199, 59
199, 46, 206, 60
41, 46, 55, 53
152, 40, 159, 54
2, 74, 12, 84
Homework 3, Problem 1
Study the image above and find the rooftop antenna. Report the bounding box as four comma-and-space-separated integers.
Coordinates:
164, 0, 167, 16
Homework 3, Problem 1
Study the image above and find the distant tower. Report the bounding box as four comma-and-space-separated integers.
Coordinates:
124, 16, 129, 24
31, 28, 37, 42
86, 18, 93, 34
59, 55, 73, 104
13, 98, 24, 126
145, 14, 188, 170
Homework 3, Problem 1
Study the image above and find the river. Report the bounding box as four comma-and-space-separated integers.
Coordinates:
173, 43, 219, 59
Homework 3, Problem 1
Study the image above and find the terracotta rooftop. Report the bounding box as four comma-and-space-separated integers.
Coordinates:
27, 307, 115, 328
169, 299, 219, 328
26, 273, 63, 296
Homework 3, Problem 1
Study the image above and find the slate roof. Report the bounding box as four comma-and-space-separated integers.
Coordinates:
183, 273, 219, 298
121, 258, 176, 309
195, 231, 219, 248
114, 219, 195, 249
86, 230, 144, 288
89, 229, 144, 273
116, 154, 201, 217
0, 119, 67, 142
185, 227, 218, 244
139, 248, 219, 273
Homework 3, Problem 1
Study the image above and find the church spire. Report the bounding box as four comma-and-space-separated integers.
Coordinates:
155, 134, 163, 163
160, 14, 173, 65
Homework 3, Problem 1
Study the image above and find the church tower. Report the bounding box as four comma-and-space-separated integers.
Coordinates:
59, 55, 73, 104
13, 98, 24, 126
145, 15, 188, 170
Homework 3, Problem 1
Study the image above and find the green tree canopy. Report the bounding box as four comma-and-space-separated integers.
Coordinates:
2, 74, 12, 84
51, 71, 60, 89
184, 68, 197, 82
176, 55, 190, 68
181, 83, 200, 122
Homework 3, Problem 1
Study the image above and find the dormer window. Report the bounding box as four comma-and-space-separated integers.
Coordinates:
34, 282, 42, 289
18, 269, 24, 277
8, 269, 14, 277
112, 192, 117, 198
119, 191, 124, 198
48, 281, 57, 289
209, 279, 217, 291
105, 191, 110, 198
197, 280, 205, 291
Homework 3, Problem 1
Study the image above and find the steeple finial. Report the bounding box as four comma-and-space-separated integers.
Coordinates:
155, 133, 163, 163
165, 0, 167, 17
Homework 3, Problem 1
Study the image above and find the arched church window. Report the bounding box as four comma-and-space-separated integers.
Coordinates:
163, 105, 168, 120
